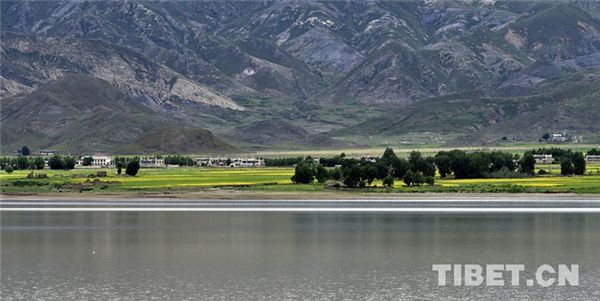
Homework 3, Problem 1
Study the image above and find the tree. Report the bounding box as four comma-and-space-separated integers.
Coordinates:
329, 168, 342, 181
408, 150, 425, 173
588, 148, 600, 156
21, 146, 30, 156
64, 156, 76, 169
226, 158, 232, 166
542, 132, 550, 141
291, 161, 314, 184
16, 156, 29, 170
48, 155, 65, 170
126, 159, 140, 176
5, 166, 14, 174
449, 150, 469, 179
403, 169, 414, 186
519, 151, 536, 175
82, 156, 93, 166
467, 152, 488, 178
561, 158, 573, 176
382, 176, 394, 187
33, 157, 45, 170
365, 166, 378, 186
425, 176, 435, 186
573, 153, 586, 176
391, 156, 410, 179
422, 157, 437, 177
315, 164, 328, 183
435, 153, 452, 179
375, 161, 390, 179
380, 147, 398, 167
412, 172, 424, 186
343, 165, 361, 188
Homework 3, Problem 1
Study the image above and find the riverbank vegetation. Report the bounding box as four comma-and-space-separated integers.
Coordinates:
2, 148, 600, 195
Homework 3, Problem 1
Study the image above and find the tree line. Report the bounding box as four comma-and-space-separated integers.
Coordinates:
0, 155, 77, 172
289, 147, 595, 187
291, 148, 438, 187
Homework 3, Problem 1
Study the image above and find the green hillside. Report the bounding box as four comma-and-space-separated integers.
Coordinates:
116, 127, 239, 155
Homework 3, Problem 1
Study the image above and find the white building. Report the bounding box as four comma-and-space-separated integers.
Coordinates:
533, 154, 553, 164
552, 132, 567, 142
39, 150, 59, 156
91, 155, 112, 166
238, 158, 263, 167
196, 157, 213, 166
140, 157, 165, 168
197, 157, 263, 167
586, 155, 600, 164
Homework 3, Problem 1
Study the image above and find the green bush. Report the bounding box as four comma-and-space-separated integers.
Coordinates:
126, 160, 140, 176
382, 176, 394, 187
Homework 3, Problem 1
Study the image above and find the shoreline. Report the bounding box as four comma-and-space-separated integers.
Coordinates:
2, 191, 600, 200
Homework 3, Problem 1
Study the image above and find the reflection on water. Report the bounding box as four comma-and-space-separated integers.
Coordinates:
2, 211, 600, 300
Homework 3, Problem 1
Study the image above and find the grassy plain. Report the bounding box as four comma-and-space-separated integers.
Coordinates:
2, 165, 600, 196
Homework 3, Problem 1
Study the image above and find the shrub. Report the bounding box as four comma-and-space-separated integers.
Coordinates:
382, 176, 394, 187
126, 160, 140, 176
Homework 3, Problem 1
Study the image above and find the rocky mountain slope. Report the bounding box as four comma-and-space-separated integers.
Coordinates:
5, 0, 583, 105
3, 0, 600, 152
1, 32, 242, 110
1, 74, 237, 154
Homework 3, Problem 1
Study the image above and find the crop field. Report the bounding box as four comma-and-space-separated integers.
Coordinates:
0, 168, 295, 193
434, 176, 600, 193
2, 166, 599, 195
115, 168, 295, 189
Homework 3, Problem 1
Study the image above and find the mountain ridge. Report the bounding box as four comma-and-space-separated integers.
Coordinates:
3, 0, 600, 152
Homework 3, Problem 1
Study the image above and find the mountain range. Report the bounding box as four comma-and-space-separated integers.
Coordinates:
2, 0, 600, 154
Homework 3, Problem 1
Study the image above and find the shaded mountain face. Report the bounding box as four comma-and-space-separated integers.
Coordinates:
3, 0, 600, 150
0, 74, 235, 154
117, 127, 240, 155
229, 120, 311, 144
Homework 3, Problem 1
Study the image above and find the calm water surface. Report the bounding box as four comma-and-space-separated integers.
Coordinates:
2, 201, 600, 300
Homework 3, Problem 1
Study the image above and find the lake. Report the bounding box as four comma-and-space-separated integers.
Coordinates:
2, 198, 600, 300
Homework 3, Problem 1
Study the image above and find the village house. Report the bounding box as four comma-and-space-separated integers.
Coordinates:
586, 155, 600, 164
140, 157, 165, 168
364, 156, 378, 163
533, 154, 553, 164
196, 157, 212, 166
39, 150, 59, 156
238, 158, 263, 167
552, 132, 567, 142
196, 157, 264, 167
